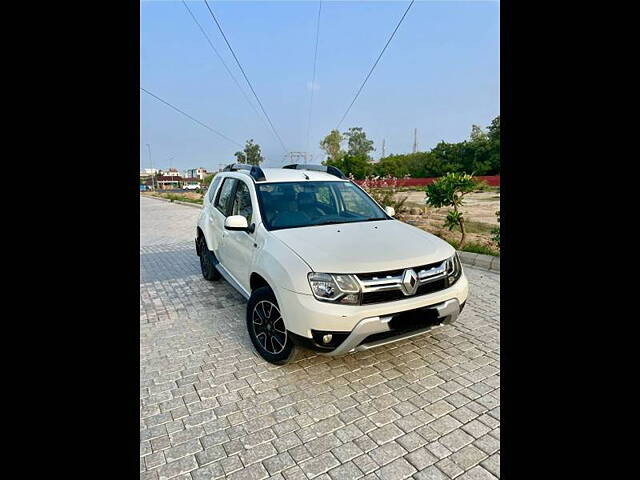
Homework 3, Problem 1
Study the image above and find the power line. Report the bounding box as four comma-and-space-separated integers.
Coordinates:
335, 0, 415, 130
140, 87, 243, 148
202, 0, 288, 152
306, 1, 323, 154
180, 0, 269, 133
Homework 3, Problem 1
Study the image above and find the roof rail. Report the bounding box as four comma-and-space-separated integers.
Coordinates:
222, 163, 266, 182
282, 164, 347, 180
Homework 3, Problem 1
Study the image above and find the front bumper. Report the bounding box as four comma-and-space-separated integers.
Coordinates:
325, 298, 462, 356
280, 273, 469, 355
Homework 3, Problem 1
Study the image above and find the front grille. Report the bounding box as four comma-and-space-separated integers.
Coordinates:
361, 278, 448, 305
357, 260, 444, 282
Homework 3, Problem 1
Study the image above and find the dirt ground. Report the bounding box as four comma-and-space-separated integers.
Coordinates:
178, 192, 203, 201
400, 191, 500, 226
395, 190, 500, 250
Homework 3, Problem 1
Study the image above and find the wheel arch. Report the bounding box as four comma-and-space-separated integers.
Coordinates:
250, 272, 271, 292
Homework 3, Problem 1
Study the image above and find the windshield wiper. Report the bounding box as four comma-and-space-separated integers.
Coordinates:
312, 219, 350, 226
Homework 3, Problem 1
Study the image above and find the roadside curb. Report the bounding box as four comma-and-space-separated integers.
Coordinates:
457, 250, 500, 273
141, 194, 202, 209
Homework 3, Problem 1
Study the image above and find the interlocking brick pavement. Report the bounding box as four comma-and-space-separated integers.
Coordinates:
140, 197, 500, 479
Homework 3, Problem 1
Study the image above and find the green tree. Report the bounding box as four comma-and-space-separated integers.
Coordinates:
325, 152, 372, 179
201, 173, 216, 190
425, 172, 478, 248
235, 139, 264, 165
320, 129, 344, 163
486, 115, 500, 173
344, 127, 374, 158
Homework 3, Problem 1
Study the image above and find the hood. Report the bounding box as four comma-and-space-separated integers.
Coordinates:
271, 220, 455, 273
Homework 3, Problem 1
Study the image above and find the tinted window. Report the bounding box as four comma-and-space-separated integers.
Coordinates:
231, 181, 253, 223
215, 178, 237, 216
257, 181, 387, 230
207, 175, 222, 203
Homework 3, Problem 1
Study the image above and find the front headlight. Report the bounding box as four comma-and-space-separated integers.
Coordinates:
446, 253, 463, 286
308, 273, 361, 304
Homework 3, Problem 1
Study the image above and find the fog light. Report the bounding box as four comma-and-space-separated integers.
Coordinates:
322, 334, 333, 344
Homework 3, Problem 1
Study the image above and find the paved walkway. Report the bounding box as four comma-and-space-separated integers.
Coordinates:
140, 196, 500, 480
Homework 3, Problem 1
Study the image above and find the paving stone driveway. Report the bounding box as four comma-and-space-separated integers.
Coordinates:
140, 197, 500, 480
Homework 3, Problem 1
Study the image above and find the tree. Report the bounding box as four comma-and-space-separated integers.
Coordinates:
487, 115, 500, 143
344, 127, 374, 158
470, 125, 487, 142
486, 115, 500, 173
235, 139, 264, 166
324, 152, 372, 179
201, 173, 216, 190
320, 129, 344, 163
425, 172, 478, 248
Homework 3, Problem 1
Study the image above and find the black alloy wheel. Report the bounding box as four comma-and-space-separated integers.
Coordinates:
246, 286, 300, 365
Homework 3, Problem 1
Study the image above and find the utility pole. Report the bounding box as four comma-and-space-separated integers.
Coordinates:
381, 139, 386, 159
146, 143, 154, 190
412, 128, 418, 154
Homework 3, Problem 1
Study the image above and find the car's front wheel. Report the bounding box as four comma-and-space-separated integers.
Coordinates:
247, 286, 300, 365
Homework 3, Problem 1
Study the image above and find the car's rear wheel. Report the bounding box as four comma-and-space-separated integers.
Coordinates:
198, 236, 221, 281
247, 286, 300, 365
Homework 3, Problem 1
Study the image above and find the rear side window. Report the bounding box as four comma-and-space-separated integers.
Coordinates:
215, 178, 237, 216
207, 175, 222, 203
231, 181, 253, 223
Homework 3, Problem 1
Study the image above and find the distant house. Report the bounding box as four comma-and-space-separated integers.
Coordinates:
186, 167, 211, 180
196, 168, 209, 180
156, 174, 183, 189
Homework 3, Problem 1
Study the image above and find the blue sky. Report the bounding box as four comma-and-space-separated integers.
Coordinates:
140, 0, 499, 172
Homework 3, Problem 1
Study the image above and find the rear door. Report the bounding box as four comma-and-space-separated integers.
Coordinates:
217, 179, 256, 292
205, 176, 237, 253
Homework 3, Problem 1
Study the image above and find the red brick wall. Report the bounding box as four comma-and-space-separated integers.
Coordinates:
354, 175, 500, 188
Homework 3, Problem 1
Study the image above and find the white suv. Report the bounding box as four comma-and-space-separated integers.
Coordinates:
196, 164, 468, 364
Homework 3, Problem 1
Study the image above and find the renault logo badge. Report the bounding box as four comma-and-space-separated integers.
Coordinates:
401, 269, 419, 296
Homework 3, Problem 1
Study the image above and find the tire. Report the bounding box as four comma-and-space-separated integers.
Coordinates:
198, 236, 221, 281
247, 286, 300, 365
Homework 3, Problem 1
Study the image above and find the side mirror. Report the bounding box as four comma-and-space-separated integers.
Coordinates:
384, 206, 396, 217
224, 215, 249, 231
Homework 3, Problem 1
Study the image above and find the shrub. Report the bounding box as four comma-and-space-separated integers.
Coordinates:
491, 210, 500, 247
425, 172, 478, 248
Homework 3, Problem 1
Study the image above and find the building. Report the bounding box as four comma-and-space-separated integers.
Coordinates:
186, 167, 211, 180
196, 168, 209, 180
156, 173, 183, 190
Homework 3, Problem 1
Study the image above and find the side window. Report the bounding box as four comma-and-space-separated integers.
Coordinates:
231, 181, 253, 224
215, 178, 237, 216
207, 175, 222, 203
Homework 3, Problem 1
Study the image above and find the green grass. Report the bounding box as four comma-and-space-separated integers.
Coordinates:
461, 220, 495, 235
153, 193, 203, 205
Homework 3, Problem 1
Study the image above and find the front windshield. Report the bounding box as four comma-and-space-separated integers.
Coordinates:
257, 181, 389, 230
